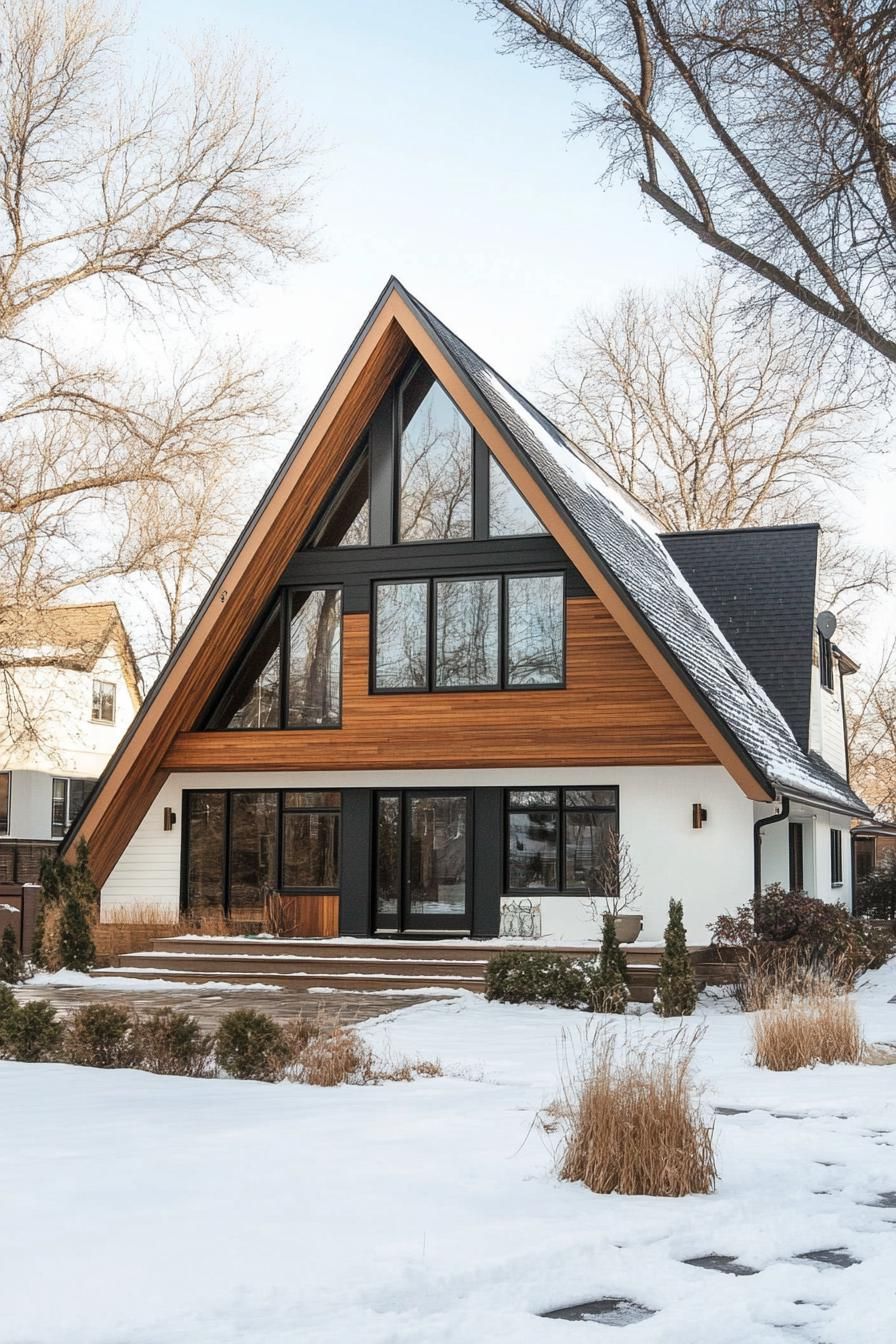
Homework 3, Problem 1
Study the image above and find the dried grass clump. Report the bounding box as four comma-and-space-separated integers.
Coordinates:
556, 1027, 717, 1197
299, 1026, 376, 1087
734, 945, 853, 1012
752, 992, 864, 1070
376, 1055, 444, 1082
38, 903, 64, 972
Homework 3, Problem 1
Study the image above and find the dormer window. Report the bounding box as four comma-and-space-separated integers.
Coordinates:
819, 633, 834, 692
92, 679, 116, 724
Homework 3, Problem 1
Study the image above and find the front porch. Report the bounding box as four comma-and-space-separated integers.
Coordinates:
91, 934, 733, 1002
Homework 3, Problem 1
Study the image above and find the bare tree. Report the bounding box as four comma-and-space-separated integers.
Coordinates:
0, 0, 315, 744
848, 641, 896, 820
472, 0, 896, 365
544, 270, 888, 636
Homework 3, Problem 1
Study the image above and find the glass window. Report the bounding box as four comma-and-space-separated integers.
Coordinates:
282, 810, 340, 890
51, 779, 67, 838
375, 795, 401, 923
398, 364, 472, 541
283, 791, 341, 810
819, 633, 834, 691
67, 779, 96, 826
407, 794, 468, 916
374, 581, 428, 689
506, 574, 564, 686
286, 588, 342, 727
210, 603, 281, 730
0, 773, 8, 835
830, 829, 843, 886
507, 787, 618, 893
91, 679, 116, 724
228, 792, 278, 914
435, 577, 500, 688
310, 447, 370, 548
489, 455, 546, 536
187, 792, 227, 912
508, 807, 558, 890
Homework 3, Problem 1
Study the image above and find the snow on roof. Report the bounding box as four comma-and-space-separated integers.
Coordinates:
409, 293, 869, 817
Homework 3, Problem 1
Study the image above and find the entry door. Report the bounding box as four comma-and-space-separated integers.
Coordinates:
374, 790, 472, 934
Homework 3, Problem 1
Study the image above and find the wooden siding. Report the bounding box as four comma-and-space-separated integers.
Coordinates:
164, 598, 717, 771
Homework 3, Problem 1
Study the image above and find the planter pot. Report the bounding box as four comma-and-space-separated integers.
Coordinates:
614, 914, 642, 944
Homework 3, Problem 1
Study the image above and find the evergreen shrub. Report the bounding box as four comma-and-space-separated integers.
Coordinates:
215, 1009, 291, 1082
64, 1004, 136, 1068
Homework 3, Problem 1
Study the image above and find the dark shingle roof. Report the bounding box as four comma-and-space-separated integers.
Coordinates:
661, 526, 819, 751
400, 284, 869, 817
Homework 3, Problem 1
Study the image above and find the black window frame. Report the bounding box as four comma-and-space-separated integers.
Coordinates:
788, 821, 805, 892
819, 632, 835, 692
203, 584, 344, 731
372, 787, 474, 935
504, 786, 620, 896
306, 438, 371, 550
0, 771, 9, 836
370, 570, 566, 694
487, 451, 548, 539
91, 678, 116, 724
51, 776, 98, 838
395, 360, 475, 546
830, 827, 843, 887
180, 788, 343, 914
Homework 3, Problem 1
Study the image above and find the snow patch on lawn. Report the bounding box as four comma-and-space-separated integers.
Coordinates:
2, 963, 896, 1342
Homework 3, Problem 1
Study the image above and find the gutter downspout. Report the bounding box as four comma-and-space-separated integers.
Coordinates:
753, 796, 790, 924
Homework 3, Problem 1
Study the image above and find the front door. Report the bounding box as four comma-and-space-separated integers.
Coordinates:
374, 790, 472, 935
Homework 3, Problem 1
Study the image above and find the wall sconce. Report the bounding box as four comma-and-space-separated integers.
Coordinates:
692, 804, 707, 830
163, 807, 177, 832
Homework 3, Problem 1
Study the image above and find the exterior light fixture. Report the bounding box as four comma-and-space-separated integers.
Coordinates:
692, 804, 707, 830
163, 807, 177, 832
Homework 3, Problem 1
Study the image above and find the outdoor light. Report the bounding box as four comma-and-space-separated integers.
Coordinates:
692, 804, 707, 829
163, 807, 177, 832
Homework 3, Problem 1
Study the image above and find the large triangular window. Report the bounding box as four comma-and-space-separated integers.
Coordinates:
488, 454, 546, 537
398, 363, 473, 541
309, 445, 370, 548
206, 603, 281, 730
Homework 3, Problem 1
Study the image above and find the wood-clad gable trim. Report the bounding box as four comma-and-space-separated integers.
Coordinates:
67, 280, 771, 888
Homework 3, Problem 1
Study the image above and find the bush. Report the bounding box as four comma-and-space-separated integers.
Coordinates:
4, 1000, 64, 1062
555, 1027, 717, 1196
587, 913, 630, 1014
299, 1027, 375, 1086
856, 852, 896, 920
654, 899, 697, 1017
710, 884, 893, 985
59, 888, 96, 973
215, 1009, 291, 1082
752, 991, 864, 1070
131, 1009, 213, 1077
0, 926, 24, 984
484, 949, 591, 1009
64, 1004, 136, 1069
0, 982, 17, 1047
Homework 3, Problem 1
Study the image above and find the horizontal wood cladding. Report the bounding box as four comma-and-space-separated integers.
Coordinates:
164, 597, 718, 771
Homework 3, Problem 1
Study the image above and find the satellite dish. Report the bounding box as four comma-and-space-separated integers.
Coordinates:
817, 611, 837, 640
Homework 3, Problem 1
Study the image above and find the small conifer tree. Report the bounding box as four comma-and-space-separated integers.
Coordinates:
589, 912, 630, 1013
0, 926, 24, 984
654, 898, 698, 1017
31, 853, 65, 968
59, 885, 96, 973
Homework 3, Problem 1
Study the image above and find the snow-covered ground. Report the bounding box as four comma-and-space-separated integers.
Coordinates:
3, 967, 896, 1344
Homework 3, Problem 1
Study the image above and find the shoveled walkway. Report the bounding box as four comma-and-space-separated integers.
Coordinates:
11, 982, 441, 1031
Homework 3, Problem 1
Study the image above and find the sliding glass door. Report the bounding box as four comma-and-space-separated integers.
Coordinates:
375, 790, 471, 935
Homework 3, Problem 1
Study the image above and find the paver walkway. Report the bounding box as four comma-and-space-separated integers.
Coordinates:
12, 982, 438, 1030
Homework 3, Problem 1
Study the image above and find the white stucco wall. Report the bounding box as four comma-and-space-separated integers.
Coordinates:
753, 801, 853, 910
101, 764, 754, 943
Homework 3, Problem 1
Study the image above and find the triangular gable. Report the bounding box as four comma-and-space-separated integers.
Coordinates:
64, 278, 867, 883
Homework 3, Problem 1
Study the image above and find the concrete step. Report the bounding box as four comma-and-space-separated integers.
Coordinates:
116, 951, 489, 980
149, 936, 604, 961
89, 965, 485, 992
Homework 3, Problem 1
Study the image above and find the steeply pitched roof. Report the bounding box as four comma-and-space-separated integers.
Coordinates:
400, 286, 868, 816
0, 602, 142, 706
661, 525, 819, 751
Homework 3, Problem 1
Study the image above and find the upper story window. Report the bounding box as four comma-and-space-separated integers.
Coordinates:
91, 678, 116, 724
0, 773, 9, 836
830, 828, 843, 886
52, 777, 98, 838
398, 364, 473, 542
207, 586, 342, 730
373, 572, 564, 693
489, 455, 547, 537
819, 632, 835, 692
310, 445, 370, 548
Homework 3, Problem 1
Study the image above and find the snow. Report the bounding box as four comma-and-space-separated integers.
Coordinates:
27, 969, 282, 993
3, 966, 896, 1343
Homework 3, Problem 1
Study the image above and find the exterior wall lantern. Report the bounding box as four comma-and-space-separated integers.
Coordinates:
163, 806, 177, 832
692, 804, 707, 830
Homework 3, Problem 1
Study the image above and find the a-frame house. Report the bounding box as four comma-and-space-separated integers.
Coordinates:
63, 279, 870, 944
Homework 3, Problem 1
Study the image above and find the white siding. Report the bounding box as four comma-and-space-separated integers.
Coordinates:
753, 801, 852, 909
102, 764, 755, 942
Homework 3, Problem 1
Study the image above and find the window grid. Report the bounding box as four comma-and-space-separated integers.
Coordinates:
505, 787, 619, 896
830, 829, 843, 886
819, 634, 835, 692
372, 572, 566, 694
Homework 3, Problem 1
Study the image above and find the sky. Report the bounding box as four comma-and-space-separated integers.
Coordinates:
123, 0, 892, 642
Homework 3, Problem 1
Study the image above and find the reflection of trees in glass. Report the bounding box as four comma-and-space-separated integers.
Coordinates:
399, 367, 472, 541
489, 455, 546, 537
435, 578, 499, 687
506, 574, 564, 685
229, 792, 278, 911
508, 809, 558, 889
310, 449, 370, 547
212, 604, 281, 729
408, 794, 467, 914
375, 582, 428, 688
281, 810, 339, 888
287, 588, 342, 726
187, 793, 226, 910
376, 795, 400, 918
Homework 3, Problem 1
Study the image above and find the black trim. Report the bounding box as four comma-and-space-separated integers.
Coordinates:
789, 820, 805, 892
830, 826, 843, 886
753, 797, 790, 903
372, 788, 474, 935
504, 786, 620, 896
819, 632, 835, 693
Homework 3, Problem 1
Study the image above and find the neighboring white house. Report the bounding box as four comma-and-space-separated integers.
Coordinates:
0, 603, 142, 846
